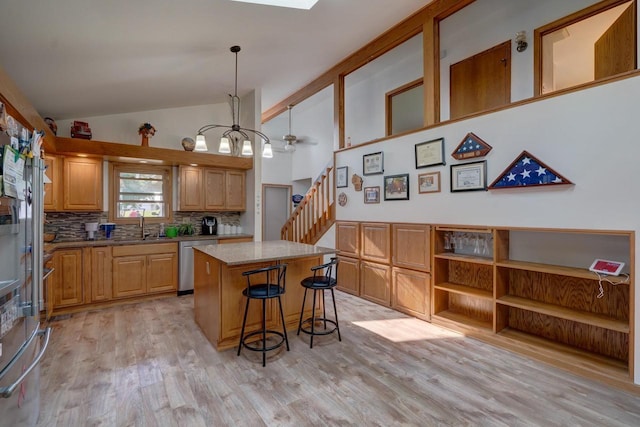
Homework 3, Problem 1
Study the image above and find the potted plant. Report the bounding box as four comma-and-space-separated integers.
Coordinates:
178, 223, 194, 236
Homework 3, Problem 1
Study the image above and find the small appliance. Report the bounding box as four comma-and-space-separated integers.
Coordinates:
85, 222, 99, 240
101, 222, 116, 239
202, 216, 217, 235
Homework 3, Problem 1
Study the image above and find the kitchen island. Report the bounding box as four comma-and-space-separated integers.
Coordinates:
193, 240, 335, 351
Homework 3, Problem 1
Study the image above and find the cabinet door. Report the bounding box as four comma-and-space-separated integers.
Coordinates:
53, 249, 84, 307
204, 169, 225, 210
225, 170, 246, 211
392, 267, 431, 321
361, 222, 391, 263
91, 247, 112, 302
179, 166, 204, 211
43, 155, 62, 211
336, 221, 360, 257
392, 223, 431, 272
63, 157, 103, 210
360, 261, 391, 306
146, 253, 177, 293
112, 256, 147, 298
336, 256, 360, 296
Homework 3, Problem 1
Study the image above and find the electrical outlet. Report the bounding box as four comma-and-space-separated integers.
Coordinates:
183, 217, 189, 224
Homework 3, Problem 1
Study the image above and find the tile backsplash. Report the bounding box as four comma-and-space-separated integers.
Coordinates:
45, 211, 241, 242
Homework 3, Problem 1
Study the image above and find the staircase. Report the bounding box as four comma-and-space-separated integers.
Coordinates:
280, 163, 335, 244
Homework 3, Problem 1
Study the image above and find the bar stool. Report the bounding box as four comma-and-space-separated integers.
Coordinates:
297, 257, 341, 348
237, 263, 289, 367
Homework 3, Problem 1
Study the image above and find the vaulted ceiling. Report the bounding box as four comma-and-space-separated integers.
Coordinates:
0, 0, 431, 120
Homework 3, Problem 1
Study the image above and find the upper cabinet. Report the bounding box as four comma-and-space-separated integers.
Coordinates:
43, 154, 62, 211
45, 155, 103, 212
63, 157, 103, 211
179, 165, 245, 211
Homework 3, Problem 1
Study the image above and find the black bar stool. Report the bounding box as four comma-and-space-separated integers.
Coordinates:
237, 263, 289, 367
297, 257, 341, 348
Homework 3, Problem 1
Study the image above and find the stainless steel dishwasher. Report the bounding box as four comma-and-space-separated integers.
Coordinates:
179, 240, 216, 295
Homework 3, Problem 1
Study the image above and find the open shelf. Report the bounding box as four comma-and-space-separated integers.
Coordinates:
496, 259, 630, 284
434, 252, 493, 265
496, 328, 629, 381
434, 282, 492, 300
497, 295, 629, 333
432, 310, 492, 333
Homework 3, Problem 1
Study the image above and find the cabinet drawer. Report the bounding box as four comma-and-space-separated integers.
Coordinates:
112, 242, 177, 257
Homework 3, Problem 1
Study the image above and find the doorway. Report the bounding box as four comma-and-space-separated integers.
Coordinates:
262, 184, 292, 241
449, 40, 511, 119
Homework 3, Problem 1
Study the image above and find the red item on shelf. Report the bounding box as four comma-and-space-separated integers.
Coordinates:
71, 121, 92, 140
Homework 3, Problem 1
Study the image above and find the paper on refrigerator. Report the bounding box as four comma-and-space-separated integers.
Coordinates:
2, 145, 25, 199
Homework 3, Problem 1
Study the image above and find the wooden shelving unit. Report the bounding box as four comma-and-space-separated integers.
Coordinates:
431, 225, 635, 389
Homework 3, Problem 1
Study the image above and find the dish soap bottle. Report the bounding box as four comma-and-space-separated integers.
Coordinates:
159, 223, 165, 237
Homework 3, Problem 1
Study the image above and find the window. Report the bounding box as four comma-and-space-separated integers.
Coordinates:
109, 163, 173, 223
535, 0, 636, 95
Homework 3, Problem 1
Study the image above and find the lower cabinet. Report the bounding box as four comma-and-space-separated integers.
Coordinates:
392, 267, 431, 321
360, 261, 391, 307
49, 242, 177, 314
52, 249, 84, 308
112, 243, 178, 299
336, 256, 360, 295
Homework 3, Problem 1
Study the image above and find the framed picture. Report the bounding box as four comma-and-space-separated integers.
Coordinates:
336, 166, 348, 188
450, 160, 487, 192
418, 171, 441, 194
363, 152, 384, 175
364, 186, 380, 204
384, 174, 410, 201
415, 138, 445, 169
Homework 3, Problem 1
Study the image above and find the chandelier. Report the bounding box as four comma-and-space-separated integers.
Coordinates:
195, 45, 273, 158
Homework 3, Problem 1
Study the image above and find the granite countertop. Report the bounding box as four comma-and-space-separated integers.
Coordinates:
44, 234, 253, 250
194, 240, 335, 266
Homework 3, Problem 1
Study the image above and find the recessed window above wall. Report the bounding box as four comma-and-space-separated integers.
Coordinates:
536, 0, 636, 95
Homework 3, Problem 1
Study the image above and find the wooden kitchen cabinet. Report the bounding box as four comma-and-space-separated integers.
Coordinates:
52, 248, 84, 308
392, 267, 430, 321
360, 261, 391, 307
204, 169, 225, 210
336, 255, 359, 296
87, 246, 112, 302
224, 170, 245, 211
179, 165, 245, 211
360, 222, 391, 264
112, 242, 177, 298
43, 154, 62, 211
179, 165, 204, 210
336, 221, 359, 257
63, 157, 103, 211
392, 223, 431, 272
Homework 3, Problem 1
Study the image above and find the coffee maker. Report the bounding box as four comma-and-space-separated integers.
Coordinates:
202, 216, 217, 235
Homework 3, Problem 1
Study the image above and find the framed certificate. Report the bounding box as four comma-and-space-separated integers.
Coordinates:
450, 161, 487, 192
336, 166, 348, 188
415, 138, 445, 169
363, 152, 384, 175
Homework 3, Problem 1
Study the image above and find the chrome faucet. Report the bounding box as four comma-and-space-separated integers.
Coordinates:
140, 210, 151, 240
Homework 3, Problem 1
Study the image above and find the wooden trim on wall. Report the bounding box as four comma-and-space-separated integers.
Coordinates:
334, 75, 345, 149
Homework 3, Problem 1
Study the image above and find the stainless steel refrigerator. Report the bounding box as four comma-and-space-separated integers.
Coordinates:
0, 155, 52, 426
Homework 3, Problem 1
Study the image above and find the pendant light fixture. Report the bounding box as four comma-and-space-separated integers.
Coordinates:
195, 45, 272, 157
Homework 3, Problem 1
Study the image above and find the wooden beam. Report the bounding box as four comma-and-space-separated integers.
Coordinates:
261, 1, 477, 125
54, 137, 254, 170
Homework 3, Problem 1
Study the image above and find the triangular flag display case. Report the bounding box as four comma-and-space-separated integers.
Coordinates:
451, 132, 492, 160
489, 150, 573, 189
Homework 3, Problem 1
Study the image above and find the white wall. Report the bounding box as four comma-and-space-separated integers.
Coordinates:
56, 102, 233, 150
335, 74, 640, 383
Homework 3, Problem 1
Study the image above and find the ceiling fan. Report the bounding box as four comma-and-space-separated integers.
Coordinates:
280, 105, 303, 152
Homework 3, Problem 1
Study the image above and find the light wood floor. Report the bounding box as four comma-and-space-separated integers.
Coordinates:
38, 292, 640, 426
